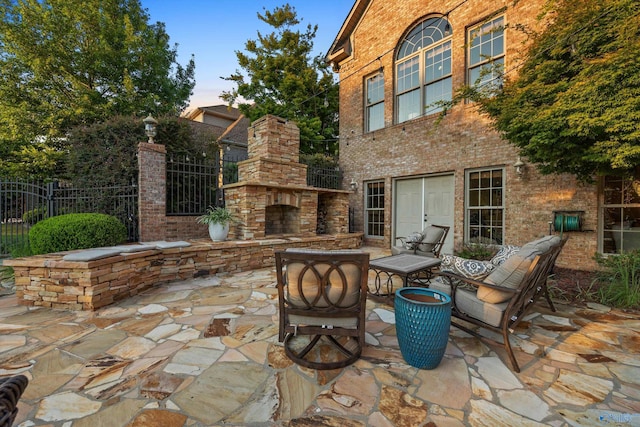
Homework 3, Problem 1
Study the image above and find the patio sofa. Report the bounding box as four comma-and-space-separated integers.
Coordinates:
431, 235, 567, 372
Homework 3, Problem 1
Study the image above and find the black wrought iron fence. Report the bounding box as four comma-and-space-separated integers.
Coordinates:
0, 180, 138, 256
52, 183, 138, 241
165, 155, 343, 216
166, 153, 248, 215
166, 155, 216, 215
307, 166, 343, 190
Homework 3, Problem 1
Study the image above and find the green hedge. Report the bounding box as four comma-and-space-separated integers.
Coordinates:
29, 213, 127, 255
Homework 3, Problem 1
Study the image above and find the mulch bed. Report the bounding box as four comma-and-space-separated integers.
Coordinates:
548, 267, 601, 307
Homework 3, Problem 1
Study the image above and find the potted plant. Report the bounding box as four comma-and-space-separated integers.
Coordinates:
197, 206, 234, 241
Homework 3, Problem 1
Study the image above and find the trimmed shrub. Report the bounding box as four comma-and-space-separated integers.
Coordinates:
455, 243, 497, 261
29, 213, 127, 255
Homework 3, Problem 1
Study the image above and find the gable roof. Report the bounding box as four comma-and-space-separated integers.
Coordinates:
183, 104, 242, 121
180, 118, 227, 141
218, 114, 249, 148
326, 0, 371, 70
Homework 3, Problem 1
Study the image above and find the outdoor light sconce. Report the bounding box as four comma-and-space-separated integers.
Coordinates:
514, 156, 525, 177
143, 115, 158, 143
350, 178, 358, 192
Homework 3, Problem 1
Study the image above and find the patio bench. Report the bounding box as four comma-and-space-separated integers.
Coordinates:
430, 235, 567, 372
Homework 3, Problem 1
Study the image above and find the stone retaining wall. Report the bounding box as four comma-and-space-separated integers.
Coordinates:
5, 234, 363, 311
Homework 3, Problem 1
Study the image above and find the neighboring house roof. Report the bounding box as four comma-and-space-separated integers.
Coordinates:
183, 105, 242, 122
326, 0, 371, 69
180, 118, 227, 141
218, 115, 249, 149
182, 104, 249, 151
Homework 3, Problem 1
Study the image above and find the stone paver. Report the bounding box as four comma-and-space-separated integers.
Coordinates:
1, 247, 639, 426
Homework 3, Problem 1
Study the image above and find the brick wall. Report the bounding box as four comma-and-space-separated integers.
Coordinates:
334, 0, 598, 270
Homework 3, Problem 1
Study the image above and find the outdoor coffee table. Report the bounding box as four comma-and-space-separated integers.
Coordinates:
368, 254, 441, 302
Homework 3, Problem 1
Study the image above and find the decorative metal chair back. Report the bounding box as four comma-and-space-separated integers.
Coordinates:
0, 375, 28, 427
275, 249, 370, 370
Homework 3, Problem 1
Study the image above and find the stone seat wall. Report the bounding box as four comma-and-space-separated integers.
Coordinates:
4, 234, 363, 311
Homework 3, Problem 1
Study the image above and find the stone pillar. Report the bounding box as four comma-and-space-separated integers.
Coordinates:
138, 142, 167, 242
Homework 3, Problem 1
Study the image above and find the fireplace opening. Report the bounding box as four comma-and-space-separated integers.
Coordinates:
265, 205, 300, 236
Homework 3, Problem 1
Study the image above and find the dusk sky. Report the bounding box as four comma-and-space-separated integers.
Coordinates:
141, 1, 355, 113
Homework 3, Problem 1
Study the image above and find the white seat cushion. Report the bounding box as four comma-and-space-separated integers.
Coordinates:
431, 277, 508, 327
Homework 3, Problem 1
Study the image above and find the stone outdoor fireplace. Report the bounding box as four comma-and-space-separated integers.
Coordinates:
224, 115, 350, 240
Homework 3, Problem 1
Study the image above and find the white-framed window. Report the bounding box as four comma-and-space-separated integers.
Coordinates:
468, 15, 505, 93
465, 167, 504, 245
365, 72, 384, 132
396, 16, 452, 123
365, 180, 385, 238
602, 171, 640, 254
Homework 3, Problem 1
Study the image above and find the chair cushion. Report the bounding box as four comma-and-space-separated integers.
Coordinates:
440, 254, 496, 280
477, 246, 540, 303
288, 314, 358, 329
416, 226, 445, 253
490, 245, 520, 266
520, 235, 560, 253
285, 261, 362, 308
402, 231, 425, 250
430, 277, 507, 327
391, 246, 414, 256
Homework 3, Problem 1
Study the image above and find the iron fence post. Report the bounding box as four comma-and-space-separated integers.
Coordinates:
47, 181, 58, 218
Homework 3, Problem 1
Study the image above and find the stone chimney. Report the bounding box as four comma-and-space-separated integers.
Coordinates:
224, 115, 350, 240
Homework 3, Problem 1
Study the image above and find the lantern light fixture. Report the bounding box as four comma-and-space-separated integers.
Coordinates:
143, 115, 158, 143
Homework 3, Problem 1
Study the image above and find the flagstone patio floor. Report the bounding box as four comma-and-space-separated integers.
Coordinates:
1, 247, 639, 426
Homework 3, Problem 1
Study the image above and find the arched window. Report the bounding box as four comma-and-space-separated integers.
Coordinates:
396, 16, 452, 123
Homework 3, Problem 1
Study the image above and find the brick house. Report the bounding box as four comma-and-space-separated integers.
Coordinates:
327, 0, 640, 271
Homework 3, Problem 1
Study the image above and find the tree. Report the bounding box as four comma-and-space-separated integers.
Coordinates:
0, 0, 195, 145
221, 4, 339, 156
65, 115, 216, 188
469, 0, 640, 182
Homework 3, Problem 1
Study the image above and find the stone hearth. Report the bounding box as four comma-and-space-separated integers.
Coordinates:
224, 115, 350, 240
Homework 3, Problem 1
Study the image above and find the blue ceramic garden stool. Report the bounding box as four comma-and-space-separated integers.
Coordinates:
395, 287, 451, 369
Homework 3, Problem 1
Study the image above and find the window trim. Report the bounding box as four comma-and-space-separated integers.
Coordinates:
395, 16, 453, 124
466, 14, 506, 92
365, 180, 385, 239
600, 172, 640, 254
464, 167, 505, 245
365, 71, 385, 133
